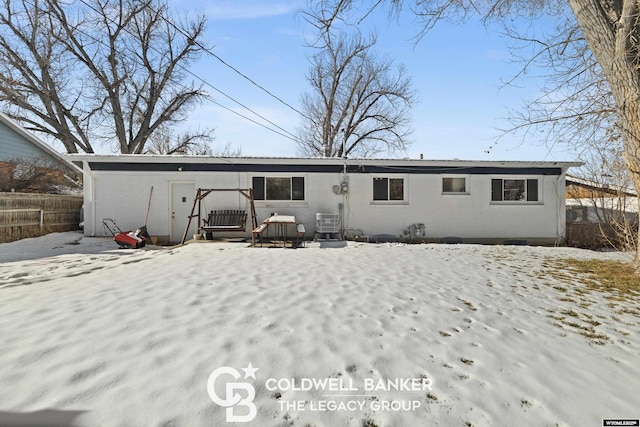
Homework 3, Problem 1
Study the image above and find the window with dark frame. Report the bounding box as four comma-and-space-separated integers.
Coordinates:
491, 178, 539, 202
252, 176, 305, 201
373, 177, 404, 201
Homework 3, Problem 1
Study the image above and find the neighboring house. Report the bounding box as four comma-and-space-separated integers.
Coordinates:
566, 174, 637, 223
70, 155, 580, 245
0, 111, 81, 193
566, 174, 636, 199
565, 174, 638, 248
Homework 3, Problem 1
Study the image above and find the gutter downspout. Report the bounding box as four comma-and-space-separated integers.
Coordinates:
82, 160, 97, 237
557, 170, 566, 245
341, 159, 348, 237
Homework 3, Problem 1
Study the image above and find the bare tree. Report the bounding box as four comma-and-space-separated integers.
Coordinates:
298, 2, 416, 158
144, 126, 214, 155
485, 15, 617, 156
567, 147, 638, 255
210, 141, 243, 157
566, 2, 640, 257
0, 0, 208, 154
144, 127, 243, 156
316, 0, 640, 264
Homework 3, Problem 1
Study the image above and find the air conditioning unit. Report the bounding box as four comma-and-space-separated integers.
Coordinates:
316, 213, 339, 233
407, 223, 426, 242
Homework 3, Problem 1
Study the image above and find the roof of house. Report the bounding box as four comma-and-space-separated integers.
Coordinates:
68, 154, 582, 175
566, 174, 637, 197
68, 154, 582, 165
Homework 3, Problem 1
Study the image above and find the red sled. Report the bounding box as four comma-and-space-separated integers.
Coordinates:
102, 218, 148, 249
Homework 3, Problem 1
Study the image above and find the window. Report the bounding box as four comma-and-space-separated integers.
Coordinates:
252, 176, 305, 201
442, 177, 467, 194
373, 177, 404, 201
567, 206, 588, 222
491, 178, 539, 202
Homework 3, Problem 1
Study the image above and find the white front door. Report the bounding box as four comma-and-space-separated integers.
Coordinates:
170, 182, 195, 243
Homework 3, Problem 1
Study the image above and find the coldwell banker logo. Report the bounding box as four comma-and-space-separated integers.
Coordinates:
207, 363, 259, 422
208, 363, 433, 423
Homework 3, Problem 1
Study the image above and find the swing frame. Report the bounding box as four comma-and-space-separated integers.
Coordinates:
180, 188, 258, 245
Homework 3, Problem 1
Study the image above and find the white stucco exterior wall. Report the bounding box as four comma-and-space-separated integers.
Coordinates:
75, 156, 575, 244
336, 172, 566, 240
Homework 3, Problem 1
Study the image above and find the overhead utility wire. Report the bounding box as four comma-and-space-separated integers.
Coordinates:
210, 98, 304, 141
180, 66, 303, 143
73, 0, 303, 143
159, 13, 311, 121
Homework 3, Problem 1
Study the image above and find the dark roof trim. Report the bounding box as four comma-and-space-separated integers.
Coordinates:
90, 162, 343, 173
347, 165, 563, 175
88, 162, 564, 175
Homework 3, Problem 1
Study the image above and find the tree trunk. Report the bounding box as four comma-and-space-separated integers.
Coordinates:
569, 0, 640, 266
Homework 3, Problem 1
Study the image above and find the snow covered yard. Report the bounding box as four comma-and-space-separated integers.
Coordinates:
0, 232, 638, 427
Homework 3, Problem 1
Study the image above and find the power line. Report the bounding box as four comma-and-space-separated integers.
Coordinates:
71, 0, 304, 143
210, 98, 301, 142
180, 64, 303, 143
159, 11, 311, 121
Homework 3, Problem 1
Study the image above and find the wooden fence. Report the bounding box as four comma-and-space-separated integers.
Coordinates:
0, 192, 83, 243
566, 221, 638, 250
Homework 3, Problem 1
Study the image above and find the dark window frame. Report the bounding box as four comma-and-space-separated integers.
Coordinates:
491, 178, 539, 202
252, 176, 305, 201
373, 177, 405, 201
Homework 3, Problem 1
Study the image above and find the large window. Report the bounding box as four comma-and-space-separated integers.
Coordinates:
442, 177, 467, 194
373, 177, 404, 201
252, 176, 305, 201
491, 178, 539, 202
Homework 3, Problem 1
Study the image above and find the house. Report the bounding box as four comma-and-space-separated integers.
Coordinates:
566, 174, 638, 225
565, 174, 638, 248
0, 111, 81, 192
68, 155, 580, 244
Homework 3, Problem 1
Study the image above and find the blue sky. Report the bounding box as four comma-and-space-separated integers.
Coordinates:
173, 0, 575, 161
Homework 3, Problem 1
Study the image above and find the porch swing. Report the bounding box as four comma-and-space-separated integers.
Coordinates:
180, 188, 258, 244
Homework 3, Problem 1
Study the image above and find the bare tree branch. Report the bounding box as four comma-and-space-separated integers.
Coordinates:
0, 0, 209, 154
298, 2, 416, 157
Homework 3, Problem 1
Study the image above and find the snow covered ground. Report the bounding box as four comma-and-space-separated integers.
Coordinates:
0, 232, 638, 427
